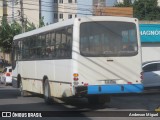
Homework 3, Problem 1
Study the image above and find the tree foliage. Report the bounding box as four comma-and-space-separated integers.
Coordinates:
114, 0, 160, 20
133, 0, 160, 20
115, 0, 133, 7
0, 17, 21, 53
0, 17, 45, 54
39, 17, 45, 28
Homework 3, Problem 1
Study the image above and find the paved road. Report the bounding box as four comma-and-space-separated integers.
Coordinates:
0, 84, 160, 120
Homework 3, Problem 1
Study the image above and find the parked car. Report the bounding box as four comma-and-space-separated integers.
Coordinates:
142, 61, 160, 89
0, 66, 12, 85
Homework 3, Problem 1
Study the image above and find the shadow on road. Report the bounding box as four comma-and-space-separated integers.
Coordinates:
0, 84, 160, 118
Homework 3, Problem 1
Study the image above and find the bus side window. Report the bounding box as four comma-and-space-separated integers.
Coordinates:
50, 31, 56, 58
55, 29, 61, 58
66, 27, 72, 58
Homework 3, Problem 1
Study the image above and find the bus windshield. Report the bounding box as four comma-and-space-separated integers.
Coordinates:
80, 21, 138, 57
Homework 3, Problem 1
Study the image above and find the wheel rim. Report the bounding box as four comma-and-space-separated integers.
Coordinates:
44, 81, 49, 98
20, 81, 23, 96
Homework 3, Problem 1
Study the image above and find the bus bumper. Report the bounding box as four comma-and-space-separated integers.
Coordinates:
88, 84, 143, 94
75, 84, 143, 96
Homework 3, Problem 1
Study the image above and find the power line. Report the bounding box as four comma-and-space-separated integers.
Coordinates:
21, 2, 93, 12
1, 0, 135, 15
1, 5, 93, 15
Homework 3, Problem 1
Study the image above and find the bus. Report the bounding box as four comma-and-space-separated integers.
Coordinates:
12, 16, 143, 105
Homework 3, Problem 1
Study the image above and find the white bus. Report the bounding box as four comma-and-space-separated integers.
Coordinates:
12, 16, 143, 104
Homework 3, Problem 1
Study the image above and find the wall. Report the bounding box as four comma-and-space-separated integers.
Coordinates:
141, 43, 160, 62
7, 0, 39, 26
0, 52, 10, 63
140, 21, 160, 63
94, 7, 133, 17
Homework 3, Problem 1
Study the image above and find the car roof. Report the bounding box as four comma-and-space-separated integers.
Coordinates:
142, 60, 160, 66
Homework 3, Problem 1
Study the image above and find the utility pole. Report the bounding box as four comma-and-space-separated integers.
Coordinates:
12, 0, 14, 22
3, 0, 7, 17
20, 0, 25, 33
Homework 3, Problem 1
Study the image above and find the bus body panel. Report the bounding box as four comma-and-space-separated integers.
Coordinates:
87, 84, 143, 94
72, 17, 143, 95
14, 60, 73, 97
12, 16, 143, 99
72, 53, 142, 86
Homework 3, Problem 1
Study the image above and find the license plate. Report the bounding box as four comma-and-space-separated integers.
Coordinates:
105, 80, 116, 84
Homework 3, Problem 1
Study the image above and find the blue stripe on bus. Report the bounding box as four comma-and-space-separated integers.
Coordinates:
87, 84, 143, 94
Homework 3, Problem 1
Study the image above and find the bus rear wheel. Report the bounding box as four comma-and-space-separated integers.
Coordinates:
43, 80, 52, 104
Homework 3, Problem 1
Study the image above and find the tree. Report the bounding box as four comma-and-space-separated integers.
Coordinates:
39, 17, 45, 28
26, 20, 36, 32
133, 0, 160, 20
0, 17, 45, 56
0, 17, 21, 53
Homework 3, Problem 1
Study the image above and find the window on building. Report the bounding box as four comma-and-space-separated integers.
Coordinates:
68, 14, 72, 19
54, 13, 58, 19
59, 14, 63, 19
54, 0, 58, 3
60, 0, 63, 3
68, 0, 72, 3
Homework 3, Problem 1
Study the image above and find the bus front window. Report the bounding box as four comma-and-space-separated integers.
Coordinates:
80, 21, 138, 57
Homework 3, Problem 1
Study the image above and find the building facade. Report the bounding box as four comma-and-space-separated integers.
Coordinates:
0, 1, 3, 17
41, 0, 78, 24
6, 0, 40, 26
140, 21, 160, 62
54, 0, 77, 22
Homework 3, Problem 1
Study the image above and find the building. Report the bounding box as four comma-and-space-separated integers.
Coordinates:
0, 0, 7, 18
41, 0, 93, 24
93, 0, 106, 7
117, 0, 135, 4
40, 0, 56, 24
0, 1, 3, 17
158, 0, 160, 6
41, 0, 78, 24
140, 21, 160, 62
54, 0, 78, 22
77, 0, 93, 16
6, 0, 40, 26
93, 0, 120, 7
94, 7, 133, 17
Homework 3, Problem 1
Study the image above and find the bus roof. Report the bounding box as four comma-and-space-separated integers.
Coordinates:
13, 16, 138, 40
13, 19, 75, 40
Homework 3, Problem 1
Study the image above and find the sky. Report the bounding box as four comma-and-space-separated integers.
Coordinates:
106, 0, 117, 6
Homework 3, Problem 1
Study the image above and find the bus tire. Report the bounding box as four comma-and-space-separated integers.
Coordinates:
43, 79, 52, 104
19, 80, 29, 97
